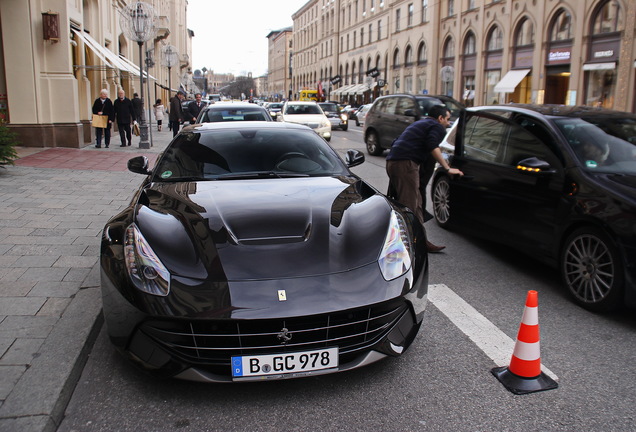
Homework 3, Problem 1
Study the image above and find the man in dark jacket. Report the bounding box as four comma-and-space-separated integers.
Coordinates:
169, 91, 186, 137
131, 93, 143, 123
187, 93, 204, 123
386, 105, 463, 252
113, 89, 135, 146
92, 89, 115, 148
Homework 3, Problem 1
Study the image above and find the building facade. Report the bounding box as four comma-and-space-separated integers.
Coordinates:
266, 28, 293, 101
286, 0, 636, 111
0, 0, 192, 148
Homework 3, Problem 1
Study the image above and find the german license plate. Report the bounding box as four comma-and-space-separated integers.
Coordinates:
232, 347, 338, 379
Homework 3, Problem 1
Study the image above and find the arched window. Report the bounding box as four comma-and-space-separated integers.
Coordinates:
592, 0, 623, 34
549, 9, 573, 41
359, 59, 364, 82
486, 26, 503, 51
417, 41, 427, 64
351, 62, 356, 84
393, 47, 400, 68
443, 37, 454, 58
464, 32, 476, 55
515, 17, 534, 47
404, 45, 413, 66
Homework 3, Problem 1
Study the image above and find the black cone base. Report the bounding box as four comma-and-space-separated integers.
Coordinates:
491, 366, 559, 395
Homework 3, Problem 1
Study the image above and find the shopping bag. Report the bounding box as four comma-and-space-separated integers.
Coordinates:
91, 114, 108, 128
132, 122, 141, 136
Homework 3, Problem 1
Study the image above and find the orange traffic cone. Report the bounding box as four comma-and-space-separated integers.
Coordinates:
491, 290, 558, 395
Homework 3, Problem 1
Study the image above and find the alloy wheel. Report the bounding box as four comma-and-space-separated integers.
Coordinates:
432, 177, 451, 228
561, 228, 622, 311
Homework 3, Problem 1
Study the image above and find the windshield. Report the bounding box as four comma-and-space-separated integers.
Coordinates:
554, 117, 636, 174
285, 104, 323, 115
153, 128, 349, 182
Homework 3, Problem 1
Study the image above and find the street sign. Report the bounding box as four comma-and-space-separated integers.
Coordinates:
366, 67, 380, 78
330, 75, 342, 85
441, 66, 455, 83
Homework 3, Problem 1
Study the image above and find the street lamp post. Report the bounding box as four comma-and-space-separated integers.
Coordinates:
161, 45, 178, 98
120, 2, 156, 149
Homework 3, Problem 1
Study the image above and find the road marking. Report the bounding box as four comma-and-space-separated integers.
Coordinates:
428, 284, 558, 381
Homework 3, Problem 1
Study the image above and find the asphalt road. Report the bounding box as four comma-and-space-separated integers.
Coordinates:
57, 126, 636, 432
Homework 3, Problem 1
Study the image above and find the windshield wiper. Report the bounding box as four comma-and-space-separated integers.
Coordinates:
215, 171, 309, 180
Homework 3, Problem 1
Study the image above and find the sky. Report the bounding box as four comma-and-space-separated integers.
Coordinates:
187, 0, 308, 77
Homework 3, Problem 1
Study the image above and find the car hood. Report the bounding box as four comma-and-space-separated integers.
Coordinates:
134, 177, 391, 281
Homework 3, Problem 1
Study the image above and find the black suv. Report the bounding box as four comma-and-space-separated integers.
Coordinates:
363, 94, 464, 155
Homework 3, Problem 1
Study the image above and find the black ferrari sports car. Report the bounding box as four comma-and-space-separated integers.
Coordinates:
100, 121, 428, 382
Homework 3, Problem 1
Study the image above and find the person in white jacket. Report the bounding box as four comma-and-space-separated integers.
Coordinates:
153, 99, 166, 131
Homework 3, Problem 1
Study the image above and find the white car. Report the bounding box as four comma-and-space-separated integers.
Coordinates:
278, 101, 332, 141
355, 104, 371, 127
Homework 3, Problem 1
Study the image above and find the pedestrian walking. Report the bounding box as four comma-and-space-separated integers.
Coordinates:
386, 104, 463, 253
91, 89, 114, 148
187, 93, 204, 123
169, 91, 186, 137
153, 99, 166, 131
113, 89, 135, 146
132, 93, 143, 123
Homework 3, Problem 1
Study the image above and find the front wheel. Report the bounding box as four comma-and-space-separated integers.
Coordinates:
432, 176, 451, 228
340, 124, 348, 131
365, 131, 383, 156
560, 227, 623, 312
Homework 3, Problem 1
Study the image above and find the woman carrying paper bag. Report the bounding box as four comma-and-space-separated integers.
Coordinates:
91, 89, 115, 148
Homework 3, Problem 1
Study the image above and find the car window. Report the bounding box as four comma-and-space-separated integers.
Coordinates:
416, 98, 443, 116
382, 97, 398, 115
463, 114, 505, 163
154, 129, 348, 181
319, 103, 339, 112
395, 97, 416, 116
502, 121, 561, 168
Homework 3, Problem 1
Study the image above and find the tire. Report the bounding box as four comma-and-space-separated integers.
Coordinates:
432, 176, 451, 228
560, 227, 624, 312
365, 130, 383, 156
341, 124, 348, 131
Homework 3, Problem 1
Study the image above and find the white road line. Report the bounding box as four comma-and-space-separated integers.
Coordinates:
428, 284, 558, 381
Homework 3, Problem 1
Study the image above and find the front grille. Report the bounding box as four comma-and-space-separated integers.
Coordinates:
140, 299, 408, 366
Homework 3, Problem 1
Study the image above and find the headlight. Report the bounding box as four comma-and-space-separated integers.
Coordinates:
378, 211, 412, 280
322, 119, 331, 128
124, 224, 171, 296
340, 114, 348, 121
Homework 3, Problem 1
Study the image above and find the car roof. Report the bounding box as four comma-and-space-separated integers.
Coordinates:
202, 102, 264, 109
285, 100, 318, 105
182, 121, 313, 134
467, 104, 636, 120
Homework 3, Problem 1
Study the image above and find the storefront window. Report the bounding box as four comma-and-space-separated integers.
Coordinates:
463, 76, 475, 107
417, 71, 428, 94
585, 69, 616, 108
486, 70, 501, 104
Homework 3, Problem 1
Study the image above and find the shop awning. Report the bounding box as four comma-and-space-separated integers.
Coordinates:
332, 84, 354, 96
350, 84, 370, 95
494, 69, 531, 93
582, 62, 616, 71
118, 53, 156, 80
72, 29, 140, 76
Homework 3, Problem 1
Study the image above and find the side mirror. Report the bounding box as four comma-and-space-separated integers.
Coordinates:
128, 156, 151, 175
345, 149, 365, 168
516, 157, 555, 174
404, 109, 417, 117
